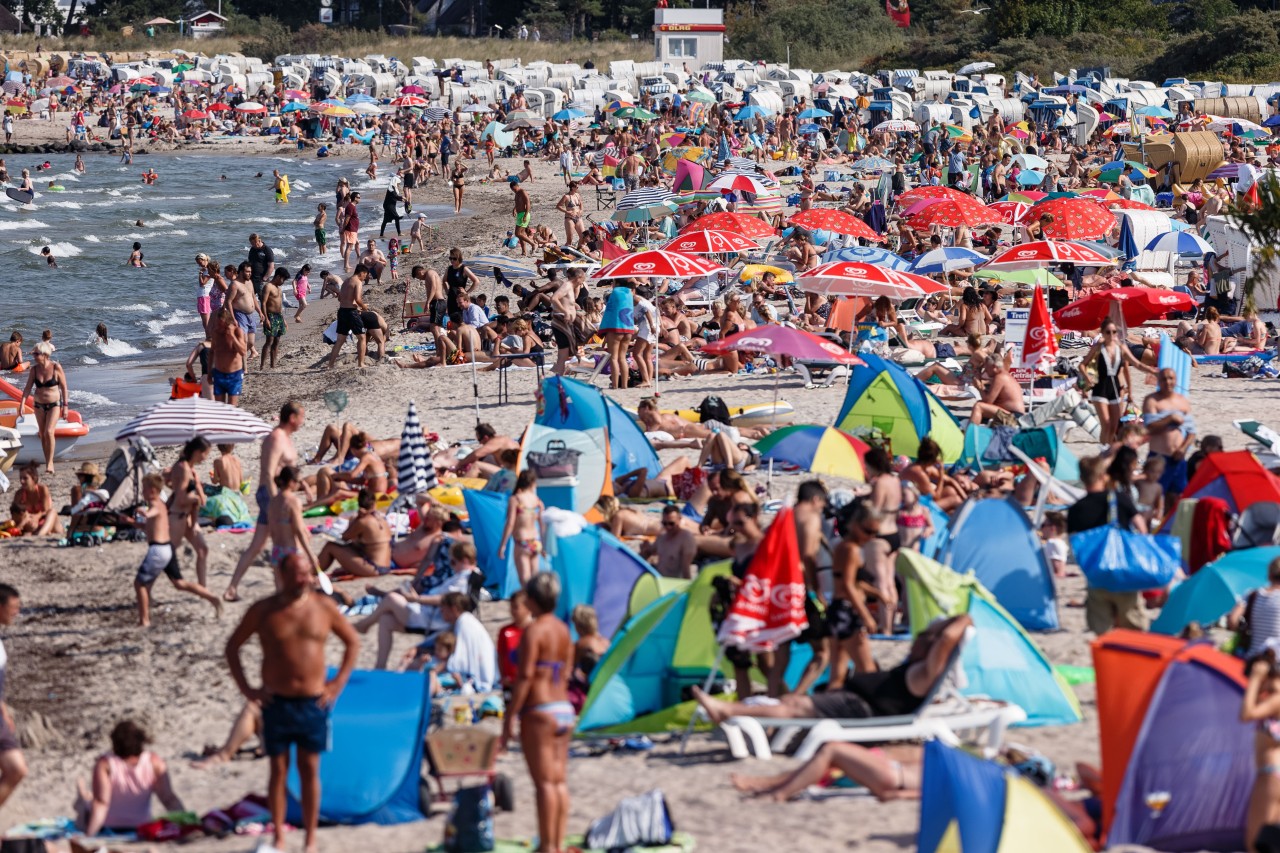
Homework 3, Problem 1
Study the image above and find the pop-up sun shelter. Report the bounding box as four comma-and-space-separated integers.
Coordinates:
918, 740, 1092, 853
536, 375, 661, 477
1172, 449, 1280, 518
578, 562, 731, 734
835, 352, 964, 460
898, 549, 1080, 726
1092, 631, 1253, 850
940, 496, 1059, 631
288, 669, 431, 825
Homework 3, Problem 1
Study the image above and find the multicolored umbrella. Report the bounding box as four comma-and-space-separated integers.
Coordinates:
789, 208, 882, 241
821, 246, 910, 269
615, 187, 680, 221
662, 229, 759, 255
680, 211, 777, 238
1054, 287, 1195, 331
734, 190, 786, 216
910, 247, 988, 274
321, 105, 355, 117
999, 191, 1047, 203
709, 172, 772, 195
591, 250, 725, 280
1144, 231, 1214, 256
985, 240, 1119, 269
1025, 197, 1116, 240
797, 262, 948, 299
614, 106, 657, 121
753, 425, 870, 479
1092, 160, 1156, 182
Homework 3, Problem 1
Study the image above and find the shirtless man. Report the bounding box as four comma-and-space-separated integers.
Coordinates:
828, 502, 881, 690
548, 270, 580, 375
266, 467, 319, 569
621, 151, 645, 191
309, 422, 400, 467
208, 308, 248, 406
1143, 367, 1195, 502
389, 506, 450, 570
785, 481, 834, 697
327, 265, 369, 369
259, 268, 287, 370
511, 180, 535, 256
134, 474, 221, 628
358, 239, 387, 282
226, 263, 262, 363
317, 489, 393, 578
225, 401, 306, 602
225, 552, 358, 853
652, 504, 696, 579
409, 265, 447, 332
968, 357, 1027, 426
0, 333, 21, 370
436, 423, 519, 478
635, 398, 771, 442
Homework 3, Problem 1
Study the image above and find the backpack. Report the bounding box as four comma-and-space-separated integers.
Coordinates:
442, 785, 494, 852
696, 395, 731, 425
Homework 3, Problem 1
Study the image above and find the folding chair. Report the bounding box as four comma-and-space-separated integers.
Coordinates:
595, 184, 617, 211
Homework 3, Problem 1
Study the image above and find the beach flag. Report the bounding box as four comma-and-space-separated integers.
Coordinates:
397, 401, 436, 497
600, 239, 627, 261
602, 154, 621, 179
886, 0, 910, 27
1019, 286, 1059, 373
717, 508, 806, 652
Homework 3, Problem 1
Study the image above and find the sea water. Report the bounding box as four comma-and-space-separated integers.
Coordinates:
0, 151, 455, 434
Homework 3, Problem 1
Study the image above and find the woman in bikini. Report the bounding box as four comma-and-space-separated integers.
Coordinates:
499, 470, 544, 586
1081, 320, 1155, 444
1241, 648, 1280, 852
502, 572, 574, 853
167, 436, 211, 587
18, 341, 68, 474
11, 463, 60, 536
449, 159, 467, 214
555, 181, 585, 245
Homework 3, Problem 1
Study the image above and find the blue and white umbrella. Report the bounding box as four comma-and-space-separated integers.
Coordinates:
397, 401, 436, 497
797, 107, 833, 120
1012, 153, 1048, 171
822, 245, 911, 270
552, 107, 587, 121
346, 93, 377, 104
852, 155, 894, 171
909, 247, 988, 274
1144, 231, 1214, 256
422, 106, 450, 121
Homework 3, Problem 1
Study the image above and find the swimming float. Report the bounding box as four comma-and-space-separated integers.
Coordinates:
666, 400, 795, 427
429, 476, 488, 506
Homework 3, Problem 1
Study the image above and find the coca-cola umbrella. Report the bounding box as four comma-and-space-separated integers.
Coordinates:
679, 211, 777, 239
591, 249, 725, 280
1025, 197, 1117, 240
1053, 287, 1196, 331
788, 208, 882, 241
705, 324, 865, 424
985, 240, 1120, 270
662, 229, 759, 255
797, 262, 949, 299
907, 199, 1004, 229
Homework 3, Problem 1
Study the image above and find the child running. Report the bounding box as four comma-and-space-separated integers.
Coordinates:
134, 474, 221, 628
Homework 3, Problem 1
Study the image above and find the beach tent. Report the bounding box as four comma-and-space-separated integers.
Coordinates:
578, 563, 731, 734
918, 740, 1091, 853
1092, 631, 1252, 850
834, 352, 964, 460
288, 669, 430, 825
1173, 450, 1280, 518
941, 496, 1059, 631
1117, 209, 1174, 270
919, 494, 950, 560
959, 424, 1080, 485
898, 550, 1081, 726
462, 489, 526, 600
536, 375, 660, 478
1150, 546, 1280, 635
548, 524, 663, 639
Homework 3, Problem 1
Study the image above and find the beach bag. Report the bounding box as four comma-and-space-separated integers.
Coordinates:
1069, 493, 1181, 592
442, 785, 495, 852
526, 440, 580, 479
585, 789, 674, 851
696, 395, 731, 425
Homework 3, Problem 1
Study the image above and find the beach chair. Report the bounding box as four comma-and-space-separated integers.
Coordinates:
898, 298, 944, 337
595, 182, 619, 211
718, 628, 1026, 761
1235, 419, 1280, 468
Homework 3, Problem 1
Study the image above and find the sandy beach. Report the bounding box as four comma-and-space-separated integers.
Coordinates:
0, 134, 1264, 852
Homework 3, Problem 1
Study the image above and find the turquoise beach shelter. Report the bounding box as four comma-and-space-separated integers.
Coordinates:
462, 489, 525, 600
537, 375, 660, 477
834, 352, 964, 460
547, 524, 663, 640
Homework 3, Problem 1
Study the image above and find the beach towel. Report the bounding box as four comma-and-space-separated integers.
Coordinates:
586, 789, 674, 850
1157, 333, 1191, 396
1189, 497, 1232, 574
599, 285, 636, 335
448, 611, 497, 691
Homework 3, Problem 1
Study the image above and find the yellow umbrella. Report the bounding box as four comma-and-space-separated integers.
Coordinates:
322, 105, 356, 117
739, 264, 794, 285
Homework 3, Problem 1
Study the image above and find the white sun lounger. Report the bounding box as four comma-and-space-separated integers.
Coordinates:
717, 629, 1026, 761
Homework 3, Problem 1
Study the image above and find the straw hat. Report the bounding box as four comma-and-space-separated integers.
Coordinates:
75, 461, 104, 487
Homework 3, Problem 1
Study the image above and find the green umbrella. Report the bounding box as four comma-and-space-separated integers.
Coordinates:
614, 106, 658, 121
687, 90, 716, 104
973, 267, 1066, 288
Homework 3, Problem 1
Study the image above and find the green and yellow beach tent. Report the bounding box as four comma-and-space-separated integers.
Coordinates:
898, 550, 1081, 727
834, 352, 964, 461
918, 740, 1092, 853
577, 562, 732, 735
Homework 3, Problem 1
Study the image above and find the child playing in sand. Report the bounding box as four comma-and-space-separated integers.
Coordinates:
314, 203, 328, 254
319, 270, 341, 299
259, 268, 287, 370
1039, 511, 1069, 578
387, 237, 400, 282
134, 474, 221, 628
896, 482, 933, 551
410, 212, 427, 252
293, 264, 311, 322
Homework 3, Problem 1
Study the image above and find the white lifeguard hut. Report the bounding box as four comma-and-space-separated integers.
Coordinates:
653, 5, 724, 72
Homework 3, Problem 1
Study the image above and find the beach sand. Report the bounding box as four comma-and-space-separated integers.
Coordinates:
0, 143, 1262, 852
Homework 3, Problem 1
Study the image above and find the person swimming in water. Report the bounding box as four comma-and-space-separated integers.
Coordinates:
95, 323, 109, 345
40, 246, 56, 268
127, 242, 146, 268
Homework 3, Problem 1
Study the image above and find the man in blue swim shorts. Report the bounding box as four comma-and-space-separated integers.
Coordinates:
209, 306, 248, 406
226, 553, 358, 853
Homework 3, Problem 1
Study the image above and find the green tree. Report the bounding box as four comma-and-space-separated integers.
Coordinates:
1224, 175, 1280, 313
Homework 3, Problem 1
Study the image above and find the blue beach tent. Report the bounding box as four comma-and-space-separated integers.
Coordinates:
537, 375, 660, 477
941, 496, 1059, 631
463, 489, 524, 599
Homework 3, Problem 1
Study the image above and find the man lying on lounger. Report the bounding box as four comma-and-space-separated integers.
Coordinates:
693, 614, 972, 722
